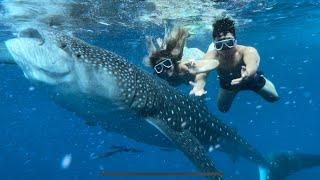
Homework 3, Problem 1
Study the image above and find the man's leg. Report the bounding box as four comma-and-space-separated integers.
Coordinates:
217, 88, 238, 113
257, 78, 279, 102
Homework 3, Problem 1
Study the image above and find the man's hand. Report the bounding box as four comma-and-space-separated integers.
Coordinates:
231, 66, 250, 85
189, 81, 207, 96
184, 59, 219, 75
184, 59, 196, 68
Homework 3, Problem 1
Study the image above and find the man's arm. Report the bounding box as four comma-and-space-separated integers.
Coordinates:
182, 50, 219, 74
243, 47, 260, 77
230, 47, 260, 85
188, 50, 216, 96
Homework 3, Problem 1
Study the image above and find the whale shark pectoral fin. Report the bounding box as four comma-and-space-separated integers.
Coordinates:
146, 118, 223, 180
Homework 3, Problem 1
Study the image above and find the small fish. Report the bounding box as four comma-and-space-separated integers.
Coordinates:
94, 146, 143, 159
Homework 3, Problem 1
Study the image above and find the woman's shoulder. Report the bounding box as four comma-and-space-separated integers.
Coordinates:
182, 47, 205, 61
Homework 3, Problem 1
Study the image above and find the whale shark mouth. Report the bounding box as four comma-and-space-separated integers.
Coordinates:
37, 66, 72, 79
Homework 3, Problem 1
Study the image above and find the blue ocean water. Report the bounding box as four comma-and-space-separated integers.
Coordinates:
0, 1, 319, 180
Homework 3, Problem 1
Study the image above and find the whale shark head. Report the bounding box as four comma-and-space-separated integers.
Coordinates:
5, 30, 74, 85
4, 29, 138, 105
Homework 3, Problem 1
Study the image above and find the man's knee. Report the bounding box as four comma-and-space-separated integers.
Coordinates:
259, 81, 280, 103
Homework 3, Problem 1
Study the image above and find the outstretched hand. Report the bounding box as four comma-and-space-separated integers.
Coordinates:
189, 81, 207, 96
230, 66, 250, 85
184, 59, 219, 75
184, 60, 197, 74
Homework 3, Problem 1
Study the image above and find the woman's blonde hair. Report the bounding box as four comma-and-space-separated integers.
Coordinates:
144, 26, 189, 69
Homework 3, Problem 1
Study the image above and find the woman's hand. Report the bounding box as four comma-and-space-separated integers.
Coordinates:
185, 60, 198, 74
184, 59, 197, 69
189, 81, 207, 96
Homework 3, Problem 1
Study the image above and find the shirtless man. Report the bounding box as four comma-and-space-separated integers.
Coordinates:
190, 17, 279, 112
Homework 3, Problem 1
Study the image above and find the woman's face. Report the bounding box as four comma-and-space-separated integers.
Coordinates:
163, 66, 174, 77
154, 58, 175, 77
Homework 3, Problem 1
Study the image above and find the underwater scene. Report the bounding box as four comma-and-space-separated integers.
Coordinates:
0, 0, 319, 180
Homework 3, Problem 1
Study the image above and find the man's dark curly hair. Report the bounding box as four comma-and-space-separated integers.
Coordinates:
212, 17, 236, 39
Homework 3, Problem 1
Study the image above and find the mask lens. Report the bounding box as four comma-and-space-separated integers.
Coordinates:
214, 41, 223, 50
154, 64, 163, 73
225, 39, 235, 47
215, 38, 236, 50
162, 59, 172, 68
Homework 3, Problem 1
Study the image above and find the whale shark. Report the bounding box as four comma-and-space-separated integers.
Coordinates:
4, 29, 320, 180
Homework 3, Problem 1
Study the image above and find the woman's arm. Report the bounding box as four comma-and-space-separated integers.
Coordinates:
189, 73, 208, 96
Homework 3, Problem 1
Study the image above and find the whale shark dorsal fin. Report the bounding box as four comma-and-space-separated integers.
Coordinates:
147, 118, 223, 179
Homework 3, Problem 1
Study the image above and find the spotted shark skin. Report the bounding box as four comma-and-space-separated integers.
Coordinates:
55, 33, 270, 171
5, 31, 320, 180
